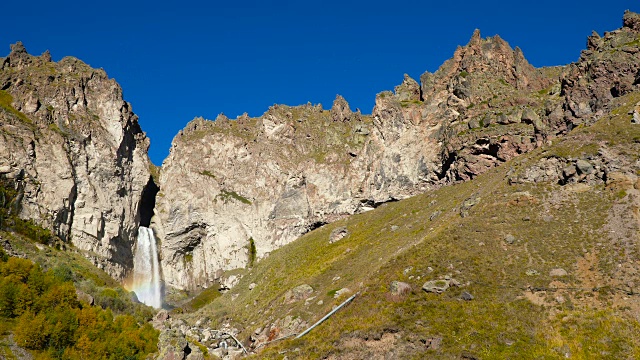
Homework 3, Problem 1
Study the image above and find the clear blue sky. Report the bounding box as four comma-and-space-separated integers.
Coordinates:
2, 1, 638, 165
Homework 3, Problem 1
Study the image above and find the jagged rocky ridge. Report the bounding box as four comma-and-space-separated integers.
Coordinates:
155, 11, 640, 290
0, 43, 154, 279
2, 11, 640, 295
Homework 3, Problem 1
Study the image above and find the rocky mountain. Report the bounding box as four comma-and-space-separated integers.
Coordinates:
0, 8, 639, 360
1, 9, 639, 301
0, 43, 154, 279
154, 11, 640, 291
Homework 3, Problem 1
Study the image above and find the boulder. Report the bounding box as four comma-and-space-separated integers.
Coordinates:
185, 344, 205, 360
422, 280, 450, 294
504, 234, 516, 245
549, 268, 568, 277
460, 291, 474, 301
155, 309, 170, 322
284, 284, 314, 304
576, 160, 594, 175
157, 328, 189, 360
521, 108, 544, 131
390, 281, 412, 296
329, 226, 348, 244
334, 288, 352, 298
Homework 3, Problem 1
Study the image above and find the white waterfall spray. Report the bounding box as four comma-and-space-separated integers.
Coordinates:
131, 226, 162, 308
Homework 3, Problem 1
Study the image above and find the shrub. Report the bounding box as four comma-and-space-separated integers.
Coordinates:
2, 254, 159, 358
14, 311, 49, 349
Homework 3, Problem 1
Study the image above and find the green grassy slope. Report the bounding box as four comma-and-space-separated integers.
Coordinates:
191, 92, 640, 359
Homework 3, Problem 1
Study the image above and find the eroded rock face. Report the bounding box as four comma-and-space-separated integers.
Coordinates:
155, 28, 557, 290
0, 43, 152, 279
560, 12, 640, 131
156, 11, 640, 290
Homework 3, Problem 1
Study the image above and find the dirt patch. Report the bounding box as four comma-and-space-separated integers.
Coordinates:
328, 332, 401, 360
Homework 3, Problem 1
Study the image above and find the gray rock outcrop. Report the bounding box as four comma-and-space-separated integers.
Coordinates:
0, 43, 153, 279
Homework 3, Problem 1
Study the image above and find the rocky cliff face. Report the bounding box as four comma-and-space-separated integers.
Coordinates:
0, 43, 153, 279
155, 26, 569, 290
157, 12, 640, 291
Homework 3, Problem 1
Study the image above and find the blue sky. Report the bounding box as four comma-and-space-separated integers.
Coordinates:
2, 1, 638, 164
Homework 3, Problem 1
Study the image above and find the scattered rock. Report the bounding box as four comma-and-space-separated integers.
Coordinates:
423, 336, 442, 350
563, 164, 577, 178
468, 118, 482, 129
390, 281, 412, 296
504, 234, 516, 244
422, 280, 450, 294
429, 210, 442, 221
334, 288, 352, 298
555, 344, 572, 358
624, 9, 640, 31
284, 284, 314, 304
549, 268, 568, 277
211, 347, 228, 358
460, 195, 480, 218
219, 274, 240, 291
526, 269, 539, 276
155, 309, 170, 322
521, 107, 544, 131
157, 328, 189, 360
249, 283, 256, 290
186, 344, 205, 360
460, 291, 474, 301
329, 226, 348, 244
575, 160, 594, 175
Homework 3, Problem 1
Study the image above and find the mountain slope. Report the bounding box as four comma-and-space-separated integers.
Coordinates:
189, 90, 640, 359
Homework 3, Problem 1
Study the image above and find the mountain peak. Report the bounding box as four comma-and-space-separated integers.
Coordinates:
10, 41, 27, 55
330, 95, 353, 122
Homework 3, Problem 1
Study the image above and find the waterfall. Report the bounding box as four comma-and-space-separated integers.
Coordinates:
131, 226, 162, 308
